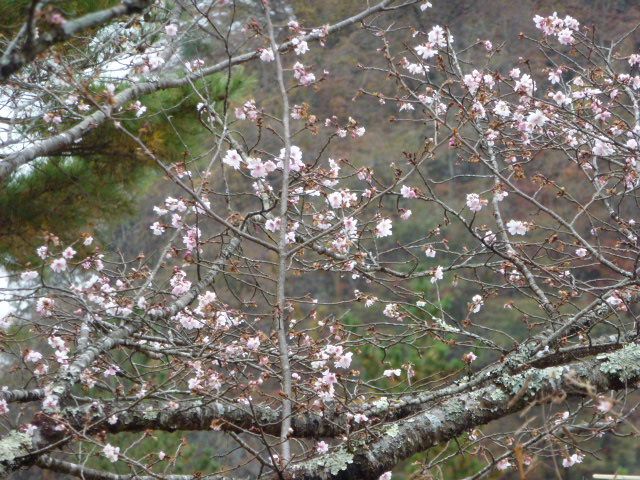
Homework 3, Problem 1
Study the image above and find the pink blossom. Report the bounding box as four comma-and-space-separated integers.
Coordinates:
548, 68, 562, 84
170, 270, 192, 297
292, 37, 309, 55
165, 24, 178, 37
103, 444, 120, 462
36, 298, 55, 317
415, 43, 437, 60
496, 458, 512, 471
506, 219, 528, 236
150, 222, 165, 236
277, 146, 305, 172
493, 101, 510, 117
466, 193, 486, 212
246, 336, 261, 351
50, 258, 67, 273
557, 28, 574, 45
593, 139, 615, 157
259, 48, 274, 62
223, 149, 242, 170
321, 370, 338, 385
562, 453, 584, 468
265, 217, 282, 232
24, 350, 42, 363
293, 62, 316, 86
526, 109, 548, 128
462, 351, 477, 363
431, 265, 443, 283
470, 294, 483, 313
182, 227, 201, 252
316, 441, 329, 454
400, 185, 417, 199
335, 352, 352, 369
353, 413, 368, 423
375, 219, 393, 238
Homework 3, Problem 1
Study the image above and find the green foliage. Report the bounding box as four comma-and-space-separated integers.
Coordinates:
0, 155, 151, 267
343, 280, 481, 479
87, 431, 221, 475
0, 71, 254, 267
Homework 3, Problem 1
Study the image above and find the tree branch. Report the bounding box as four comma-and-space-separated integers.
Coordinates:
0, 0, 153, 83
0, 0, 397, 182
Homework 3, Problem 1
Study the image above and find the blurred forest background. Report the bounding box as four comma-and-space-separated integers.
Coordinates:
2, 1, 640, 478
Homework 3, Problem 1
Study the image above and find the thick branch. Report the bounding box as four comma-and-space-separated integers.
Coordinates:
0, 0, 153, 83
291, 344, 640, 479
0, 237, 240, 475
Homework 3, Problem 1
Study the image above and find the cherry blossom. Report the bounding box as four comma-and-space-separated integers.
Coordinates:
562, 453, 584, 468
431, 265, 444, 283
50, 258, 67, 273
316, 441, 329, 454
293, 62, 316, 86
103, 444, 120, 463
466, 193, 486, 212
150, 222, 165, 236
506, 219, 528, 236
165, 24, 178, 37
401, 185, 418, 199
575, 248, 587, 258
415, 43, 437, 60
246, 336, 261, 351
24, 350, 42, 362
470, 294, 483, 313
292, 37, 309, 55
493, 100, 510, 117
265, 218, 282, 232
259, 48, 275, 62
462, 352, 477, 363
375, 218, 393, 238
42, 394, 59, 411
593, 139, 615, 157
223, 149, 242, 170
526, 109, 548, 128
